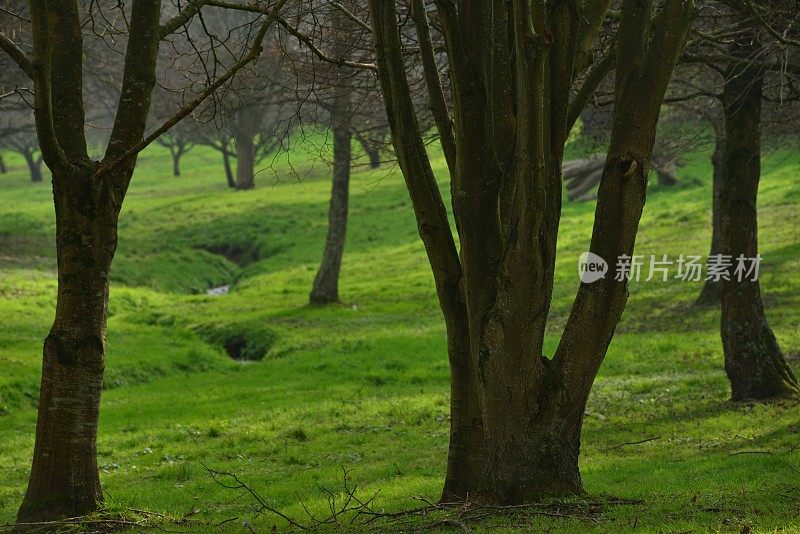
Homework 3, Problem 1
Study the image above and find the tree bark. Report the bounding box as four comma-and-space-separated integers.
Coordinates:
310, 97, 351, 304
17, 166, 117, 522
0, 153, 7, 173
696, 125, 724, 305
718, 22, 800, 401
234, 131, 255, 190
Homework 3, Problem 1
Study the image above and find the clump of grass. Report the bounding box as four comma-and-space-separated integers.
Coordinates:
285, 427, 310, 442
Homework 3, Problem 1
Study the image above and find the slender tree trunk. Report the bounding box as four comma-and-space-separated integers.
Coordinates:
234, 132, 255, 190
718, 26, 800, 401
170, 146, 181, 176
356, 132, 381, 168
222, 141, 235, 189
17, 166, 118, 522
310, 97, 351, 304
696, 125, 725, 305
0, 153, 7, 173
372, 3, 486, 500
23, 151, 43, 182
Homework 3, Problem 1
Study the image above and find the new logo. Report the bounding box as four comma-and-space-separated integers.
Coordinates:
578, 252, 608, 283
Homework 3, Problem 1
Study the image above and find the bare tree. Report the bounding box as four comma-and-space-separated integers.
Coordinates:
0, 0, 287, 523
0, 102, 44, 182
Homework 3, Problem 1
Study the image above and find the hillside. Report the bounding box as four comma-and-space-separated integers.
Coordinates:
0, 138, 798, 532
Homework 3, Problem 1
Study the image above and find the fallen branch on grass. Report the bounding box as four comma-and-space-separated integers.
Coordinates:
603, 436, 662, 451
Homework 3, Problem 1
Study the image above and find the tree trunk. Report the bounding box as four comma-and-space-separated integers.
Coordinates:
356, 132, 381, 168
696, 125, 724, 305
24, 151, 43, 183
171, 146, 181, 176
310, 98, 351, 304
222, 140, 235, 188
17, 166, 117, 522
371, 3, 486, 501
371, 0, 693, 505
0, 153, 7, 173
718, 25, 800, 401
234, 132, 255, 190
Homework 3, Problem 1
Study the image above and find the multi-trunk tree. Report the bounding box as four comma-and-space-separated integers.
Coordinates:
371, 0, 694, 503
0, 0, 286, 523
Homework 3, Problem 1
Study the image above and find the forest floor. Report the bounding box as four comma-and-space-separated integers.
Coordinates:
0, 133, 798, 532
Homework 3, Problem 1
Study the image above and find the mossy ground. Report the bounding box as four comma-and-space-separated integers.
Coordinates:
0, 134, 798, 532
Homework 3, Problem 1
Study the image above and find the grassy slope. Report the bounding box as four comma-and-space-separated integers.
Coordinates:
0, 136, 798, 532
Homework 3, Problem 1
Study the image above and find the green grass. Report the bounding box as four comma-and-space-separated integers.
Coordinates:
0, 132, 798, 532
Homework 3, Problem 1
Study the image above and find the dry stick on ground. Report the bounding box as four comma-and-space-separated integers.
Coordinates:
202, 463, 645, 532
202, 463, 380, 531
603, 436, 662, 451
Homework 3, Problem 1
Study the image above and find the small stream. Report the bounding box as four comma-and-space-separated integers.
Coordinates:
206, 285, 230, 296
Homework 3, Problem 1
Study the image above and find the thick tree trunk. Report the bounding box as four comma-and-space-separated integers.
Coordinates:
234, 132, 255, 190
372, 0, 692, 505
696, 126, 724, 305
23, 151, 43, 183
310, 99, 351, 304
17, 167, 117, 522
718, 27, 800, 401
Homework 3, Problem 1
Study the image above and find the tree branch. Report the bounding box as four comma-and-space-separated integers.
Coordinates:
159, 0, 207, 39
566, 47, 617, 134
410, 0, 456, 176
743, 0, 800, 48
0, 32, 34, 78
276, 16, 377, 71
97, 0, 288, 180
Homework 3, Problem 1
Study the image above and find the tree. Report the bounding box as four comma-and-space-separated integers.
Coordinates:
191, 125, 238, 187
0, 0, 287, 523
157, 131, 194, 176
716, 4, 800, 400
681, 0, 800, 397
268, 0, 389, 304
310, 91, 353, 304
304, 2, 372, 304
370, 0, 694, 503
0, 104, 44, 182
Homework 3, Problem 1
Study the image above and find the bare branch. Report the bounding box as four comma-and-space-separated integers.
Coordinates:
159, 0, 208, 39
743, 0, 800, 48
276, 16, 378, 72
0, 31, 34, 79
330, 1, 372, 33
96, 0, 289, 179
